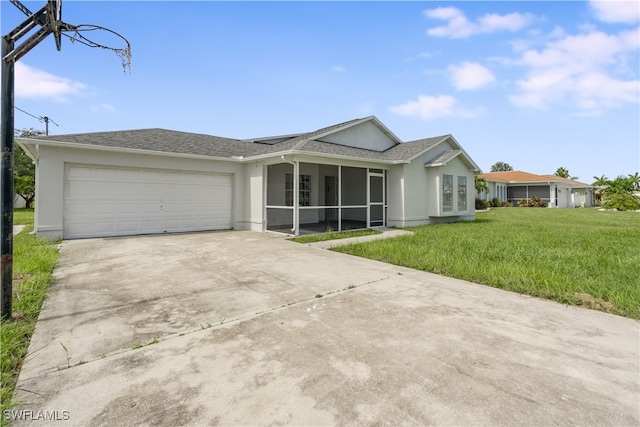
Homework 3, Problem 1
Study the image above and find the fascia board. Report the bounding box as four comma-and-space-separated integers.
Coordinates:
403, 136, 450, 164
16, 138, 244, 163
16, 140, 38, 160
445, 134, 482, 172
242, 133, 303, 142
244, 149, 401, 165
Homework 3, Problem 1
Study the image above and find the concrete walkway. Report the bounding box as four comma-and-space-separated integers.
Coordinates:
10, 231, 639, 426
13, 225, 25, 236
306, 227, 413, 249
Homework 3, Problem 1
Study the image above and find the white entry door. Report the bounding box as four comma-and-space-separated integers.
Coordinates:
63, 164, 232, 239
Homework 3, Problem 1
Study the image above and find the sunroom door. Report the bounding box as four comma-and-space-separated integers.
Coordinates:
368, 172, 385, 228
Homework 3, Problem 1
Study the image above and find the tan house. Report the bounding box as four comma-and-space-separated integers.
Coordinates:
477, 171, 595, 208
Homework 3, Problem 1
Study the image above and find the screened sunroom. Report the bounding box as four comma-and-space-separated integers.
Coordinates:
265, 161, 386, 236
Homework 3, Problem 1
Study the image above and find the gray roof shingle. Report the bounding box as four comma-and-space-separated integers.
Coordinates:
26, 118, 450, 163
30, 128, 262, 158
424, 150, 461, 166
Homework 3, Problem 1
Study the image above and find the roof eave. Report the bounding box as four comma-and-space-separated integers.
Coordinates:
244, 149, 398, 165
16, 138, 246, 163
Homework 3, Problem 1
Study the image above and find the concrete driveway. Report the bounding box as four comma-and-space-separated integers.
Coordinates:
11, 231, 639, 426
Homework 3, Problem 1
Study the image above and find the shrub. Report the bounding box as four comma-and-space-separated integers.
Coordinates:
531, 195, 547, 208
490, 197, 501, 207
518, 196, 547, 208
602, 193, 640, 211
475, 198, 488, 210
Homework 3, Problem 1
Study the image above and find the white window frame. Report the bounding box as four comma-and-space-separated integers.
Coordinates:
458, 176, 467, 211
443, 174, 453, 212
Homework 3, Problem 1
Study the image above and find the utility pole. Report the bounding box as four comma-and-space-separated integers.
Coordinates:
1, 0, 130, 320
1, 34, 15, 321
2, 0, 63, 320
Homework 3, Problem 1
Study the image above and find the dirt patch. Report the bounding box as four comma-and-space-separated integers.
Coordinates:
573, 292, 615, 313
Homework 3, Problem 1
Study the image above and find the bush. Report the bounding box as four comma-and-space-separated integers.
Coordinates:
490, 197, 501, 207
518, 196, 547, 208
602, 193, 640, 211
531, 195, 547, 208
475, 198, 488, 210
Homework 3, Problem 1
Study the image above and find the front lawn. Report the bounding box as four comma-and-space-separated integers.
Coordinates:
1, 209, 59, 421
333, 208, 640, 319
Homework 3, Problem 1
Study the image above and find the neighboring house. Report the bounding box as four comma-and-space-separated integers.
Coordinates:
17, 116, 481, 241
13, 194, 26, 209
477, 171, 595, 208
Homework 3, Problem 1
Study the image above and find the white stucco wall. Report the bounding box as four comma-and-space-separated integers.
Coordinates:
387, 150, 475, 227
241, 161, 264, 232
32, 145, 245, 240
386, 165, 405, 227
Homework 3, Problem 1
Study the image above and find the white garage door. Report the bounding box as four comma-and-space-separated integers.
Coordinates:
63, 164, 233, 239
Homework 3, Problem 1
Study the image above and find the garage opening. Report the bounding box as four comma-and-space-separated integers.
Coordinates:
63, 164, 233, 239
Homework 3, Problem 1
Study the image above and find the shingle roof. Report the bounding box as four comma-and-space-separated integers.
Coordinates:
424, 150, 461, 167
23, 117, 453, 163
478, 171, 591, 187
29, 128, 262, 158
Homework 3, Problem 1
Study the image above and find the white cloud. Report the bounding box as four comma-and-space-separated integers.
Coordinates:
478, 13, 532, 32
15, 62, 87, 101
330, 65, 346, 72
449, 62, 496, 90
509, 27, 640, 113
424, 7, 533, 39
388, 94, 477, 120
90, 103, 116, 113
590, 0, 640, 24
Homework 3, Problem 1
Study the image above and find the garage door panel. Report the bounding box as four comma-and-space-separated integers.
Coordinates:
162, 203, 180, 214
94, 203, 117, 215
118, 203, 140, 215
64, 165, 233, 239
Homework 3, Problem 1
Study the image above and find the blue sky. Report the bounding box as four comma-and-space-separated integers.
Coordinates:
3, 0, 639, 182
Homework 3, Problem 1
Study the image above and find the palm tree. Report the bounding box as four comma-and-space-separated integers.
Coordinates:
628, 172, 640, 192
554, 167, 570, 178
555, 167, 578, 180
490, 162, 513, 172
475, 176, 489, 197
592, 175, 609, 186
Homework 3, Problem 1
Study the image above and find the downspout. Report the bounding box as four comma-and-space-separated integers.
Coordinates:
33, 144, 40, 235
280, 155, 299, 236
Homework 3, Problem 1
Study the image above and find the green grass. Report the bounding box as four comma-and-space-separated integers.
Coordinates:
333, 208, 640, 319
1, 209, 59, 421
290, 228, 381, 244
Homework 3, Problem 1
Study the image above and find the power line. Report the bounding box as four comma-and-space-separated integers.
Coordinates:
15, 105, 59, 135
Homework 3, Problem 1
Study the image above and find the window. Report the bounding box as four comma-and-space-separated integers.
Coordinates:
458, 176, 467, 211
285, 174, 311, 206
443, 174, 453, 212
